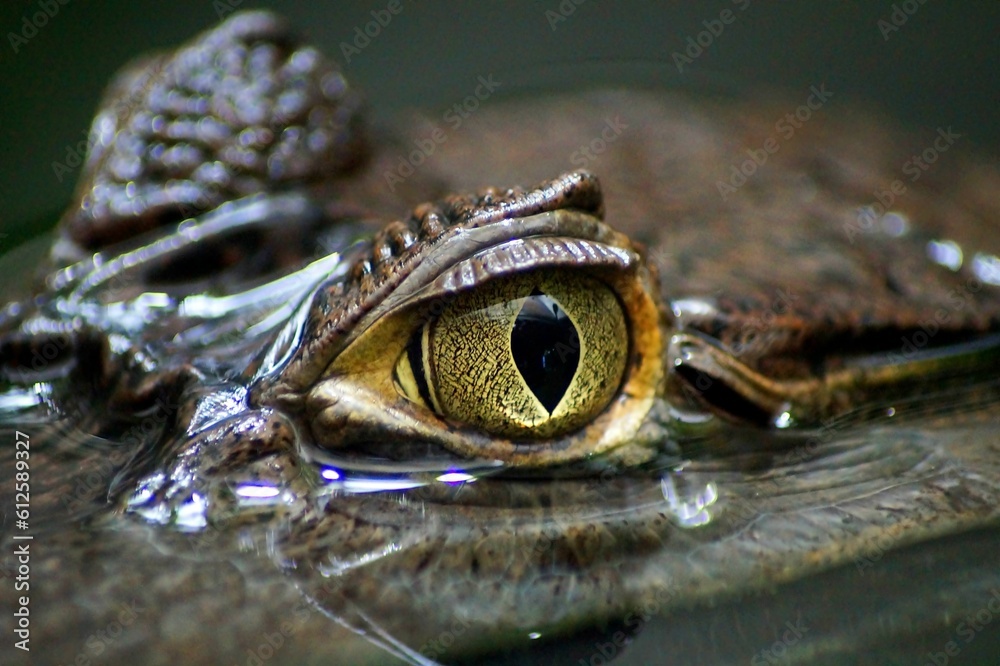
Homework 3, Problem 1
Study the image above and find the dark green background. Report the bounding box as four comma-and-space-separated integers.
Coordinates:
0, 0, 997, 248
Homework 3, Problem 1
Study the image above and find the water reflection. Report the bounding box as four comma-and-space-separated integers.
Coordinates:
972, 252, 1000, 286
660, 470, 718, 528
927, 239, 964, 271
234, 482, 282, 500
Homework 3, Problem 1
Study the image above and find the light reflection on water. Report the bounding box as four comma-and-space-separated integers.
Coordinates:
660, 471, 718, 528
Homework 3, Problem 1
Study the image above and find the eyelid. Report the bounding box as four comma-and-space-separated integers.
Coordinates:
382, 236, 638, 323
363, 207, 636, 322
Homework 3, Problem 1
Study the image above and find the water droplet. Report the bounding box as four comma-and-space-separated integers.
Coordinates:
926, 239, 963, 271
774, 411, 794, 429
880, 212, 910, 237
972, 252, 1000, 286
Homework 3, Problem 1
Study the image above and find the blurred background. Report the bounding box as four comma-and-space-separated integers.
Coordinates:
0, 0, 996, 247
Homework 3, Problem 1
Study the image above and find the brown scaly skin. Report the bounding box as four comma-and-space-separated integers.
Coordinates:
2, 10, 1000, 666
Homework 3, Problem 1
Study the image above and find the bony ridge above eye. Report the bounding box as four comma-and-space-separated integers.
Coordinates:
393, 268, 629, 439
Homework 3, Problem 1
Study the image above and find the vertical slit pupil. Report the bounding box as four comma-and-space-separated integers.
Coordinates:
407, 325, 434, 409
510, 289, 580, 413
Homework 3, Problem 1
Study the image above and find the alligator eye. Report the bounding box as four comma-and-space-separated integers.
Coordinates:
394, 270, 629, 438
